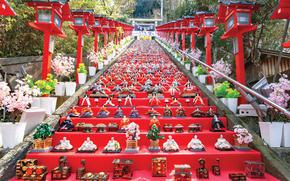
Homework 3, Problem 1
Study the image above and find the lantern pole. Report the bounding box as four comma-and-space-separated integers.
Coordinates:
205, 33, 212, 66
42, 31, 52, 80
191, 33, 195, 50
236, 34, 247, 103
94, 31, 99, 53
181, 32, 186, 50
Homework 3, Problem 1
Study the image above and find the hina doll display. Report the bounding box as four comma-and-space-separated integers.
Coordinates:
211, 115, 226, 132
192, 94, 205, 106
149, 93, 161, 106
162, 136, 180, 152
215, 135, 234, 151
176, 105, 186, 117
103, 96, 115, 107
103, 137, 121, 153
146, 107, 161, 117
207, 107, 216, 117
112, 84, 122, 93
52, 137, 73, 152
124, 95, 133, 107
96, 106, 110, 118
80, 107, 94, 118
181, 81, 197, 98
170, 97, 181, 106
125, 122, 140, 153
149, 116, 161, 129
90, 83, 108, 98
68, 107, 80, 117
114, 106, 125, 118
191, 107, 206, 117
187, 135, 205, 152
168, 83, 180, 96
118, 116, 130, 133
118, 85, 135, 98
59, 116, 74, 132
129, 106, 141, 118
163, 104, 172, 117
77, 137, 98, 153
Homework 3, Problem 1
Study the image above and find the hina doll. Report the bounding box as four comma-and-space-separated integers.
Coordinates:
103, 137, 121, 153
211, 115, 225, 132
181, 81, 197, 98
59, 116, 74, 132
80, 107, 94, 118
146, 107, 161, 117
103, 96, 115, 107
114, 106, 125, 118
193, 94, 205, 106
163, 104, 172, 117
215, 135, 234, 151
176, 105, 186, 117
129, 106, 141, 118
187, 135, 205, 152
170, 97, 181, 106
68, 107, 80, 117
162, 136, 180, 152
149, 93, 161, 106
96, 106, 110, 118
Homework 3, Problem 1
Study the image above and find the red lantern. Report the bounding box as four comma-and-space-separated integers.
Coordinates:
216, 1, 259, 104
182, 16, 199, 51
70, 9, 94, 82
90, 15, 107, 52
195, 11, 218, 66
271, 0, 290, 48
27, 0, 71, 79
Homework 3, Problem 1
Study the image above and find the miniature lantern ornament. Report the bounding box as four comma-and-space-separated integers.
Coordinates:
195, 11, 218, 66
70, 9, 94, 82
27, 0, 71, 79
271, 0, 290, 48
0, 0, 16, 16
90, 15, 106, 53
216, 1, 259, 104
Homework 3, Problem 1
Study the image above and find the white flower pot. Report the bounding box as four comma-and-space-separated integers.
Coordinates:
282, 123, 290, 147
20, 108, 46, 135
185, 64, 191, 70
104, 59, 109, 65
89, 66, 97, 77
226, 98, 238, 113
65, 82, 77, 96
206, 85, 213, 92
31, 97, 41, 108
219, 98, 227, 105
55, 82, 65, 96
198, 75, 207, 84
259, 122, 283, 147
0, 122, 26, 148
78, 73, 87, 85
98, 62, 104, 70
192, 66, 198, 76
39, 97, 57, 115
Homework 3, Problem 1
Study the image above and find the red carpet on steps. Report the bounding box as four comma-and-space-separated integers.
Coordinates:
12, 40, 279, 180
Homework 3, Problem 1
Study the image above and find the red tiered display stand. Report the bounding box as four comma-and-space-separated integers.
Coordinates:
0, 0, 16, 16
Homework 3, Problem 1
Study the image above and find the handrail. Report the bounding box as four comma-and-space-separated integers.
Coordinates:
157, 38, 290, 118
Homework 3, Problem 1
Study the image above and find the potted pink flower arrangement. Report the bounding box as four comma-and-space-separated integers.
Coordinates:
0, 81, 32, 148
210, 58, 232, 82
233, 125, 253, 150
51, 54, 76, 96
259, 74, 290, 147
87, 51, 98, 76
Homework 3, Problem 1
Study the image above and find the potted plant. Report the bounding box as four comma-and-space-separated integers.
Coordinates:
35, 74, 58, 114
214, 81, 230, 105
77, 63, 87, 85
225, 88, 241, 113
233, 125, 253, 150
147, 124, 164, 152
196, 65, 208, 84
0, 81, 32, 148
259, 74, 290, 147
87, 51, 98, 77
32, 123, 54, 152
102, 48, 109, 65
184, 57, 191, 70
97, 51, 104, 70
51, 54, 75, 96
23, 75, 42, 107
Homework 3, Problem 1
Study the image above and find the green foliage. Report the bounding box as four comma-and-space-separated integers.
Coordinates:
33, 123, 54, 140
214, 81, 230, 98
35, 74, 57, 96
225, 88, 241, 98
77, 63, 87, 74
196, 65, 207, 76
147, 124, 164, 141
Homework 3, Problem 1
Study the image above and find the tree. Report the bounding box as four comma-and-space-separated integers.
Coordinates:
147, 124, 164, 141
